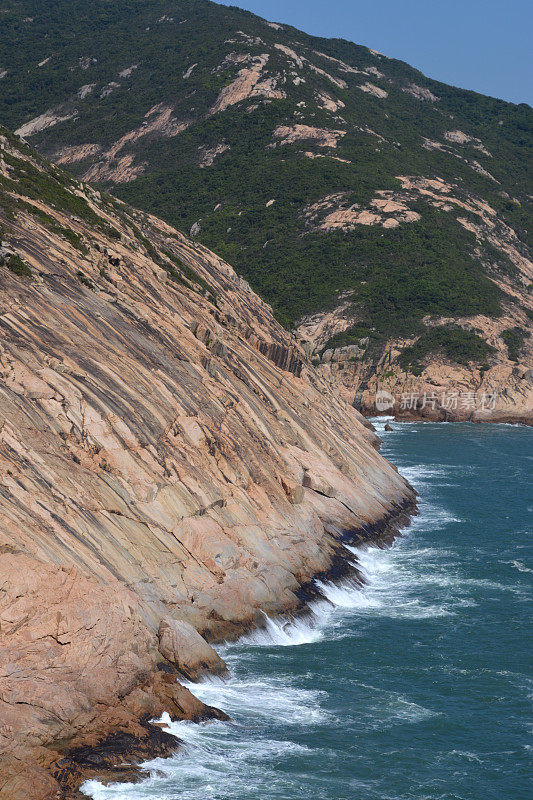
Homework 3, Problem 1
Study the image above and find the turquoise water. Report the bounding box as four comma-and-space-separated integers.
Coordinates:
84, 421, 532, 800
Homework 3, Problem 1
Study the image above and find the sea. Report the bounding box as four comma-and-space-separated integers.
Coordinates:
83, 420, 532, 800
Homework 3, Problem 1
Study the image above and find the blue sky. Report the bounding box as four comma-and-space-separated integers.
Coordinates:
215, 0, 532, 106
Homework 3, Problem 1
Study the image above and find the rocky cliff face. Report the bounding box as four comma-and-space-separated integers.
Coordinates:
0, 128, 414, 797
299, 311, 533, 424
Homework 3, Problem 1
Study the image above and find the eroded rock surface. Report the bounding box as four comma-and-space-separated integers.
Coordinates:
270, 124, 346, 149
210, 54, 285, 114
158, 617, 228, 680
303, 191, 421, 231
298, 309, 532, 424
0, 129, 414, 797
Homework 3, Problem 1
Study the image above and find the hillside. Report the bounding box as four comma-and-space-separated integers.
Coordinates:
0, 0, 531, 419
0, 0, 533, 417
0, 126, 415, 798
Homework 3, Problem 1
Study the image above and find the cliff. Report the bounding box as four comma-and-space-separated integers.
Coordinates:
0, 128, 414, 797
297, 177, 532, 423
299, 309, 533, 425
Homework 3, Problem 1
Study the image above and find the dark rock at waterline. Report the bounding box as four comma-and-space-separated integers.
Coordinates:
52, 718, 180, 796
50, 692, 229, 798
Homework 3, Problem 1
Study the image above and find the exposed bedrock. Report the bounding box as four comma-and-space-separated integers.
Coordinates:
157, 617, 228, 680
0, 130, 415, 797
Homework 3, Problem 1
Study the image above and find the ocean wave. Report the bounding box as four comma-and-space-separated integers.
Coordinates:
82, 711, 319, 800
499, 559, 533, 574
237, 609, 326, 647
181, 675, 330, 726
82, 422, 531, 800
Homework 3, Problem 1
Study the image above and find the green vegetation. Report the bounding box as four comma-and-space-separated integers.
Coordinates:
322, 324, 385, 358
76, 270, 95, 289
0, 139, 124, 245
16, 199, 88, 253
124, 219, 217, 300
118, 136, 508, 332
398, 325, 495, 375
0, 0, 530, 366
162, 249, 218, 302
501, 326, 528, 362
1, 251, 32, 279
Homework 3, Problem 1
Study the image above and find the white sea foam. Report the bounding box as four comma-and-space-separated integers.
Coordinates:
82, 422, 525, 800
449, 750, 485, 764
237, 609, 326, 646
365, 693, 439, 728
180, 674, 330, 726
396, 462, 474, 489
235, 535, 467, 644
501, 559, 533, 574
82, 685, 321, 800
81, 727, 313, 800
314, 577, 377, 609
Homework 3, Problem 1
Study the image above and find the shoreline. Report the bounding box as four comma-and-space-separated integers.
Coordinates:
75, 494, 418, 797
365, 412, 533, 426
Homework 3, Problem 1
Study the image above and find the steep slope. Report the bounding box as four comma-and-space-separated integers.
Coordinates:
1, 0, 531, 420
0, 128, 414, 797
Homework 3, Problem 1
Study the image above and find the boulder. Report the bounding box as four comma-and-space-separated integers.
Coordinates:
279, 475, 304, 505
157, 617, 228, 681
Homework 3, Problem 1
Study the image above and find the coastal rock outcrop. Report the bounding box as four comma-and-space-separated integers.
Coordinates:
157, 617, 228, 680
0, 553, 226, 799
298, 308, 532, 424
0, 128, 415, 797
